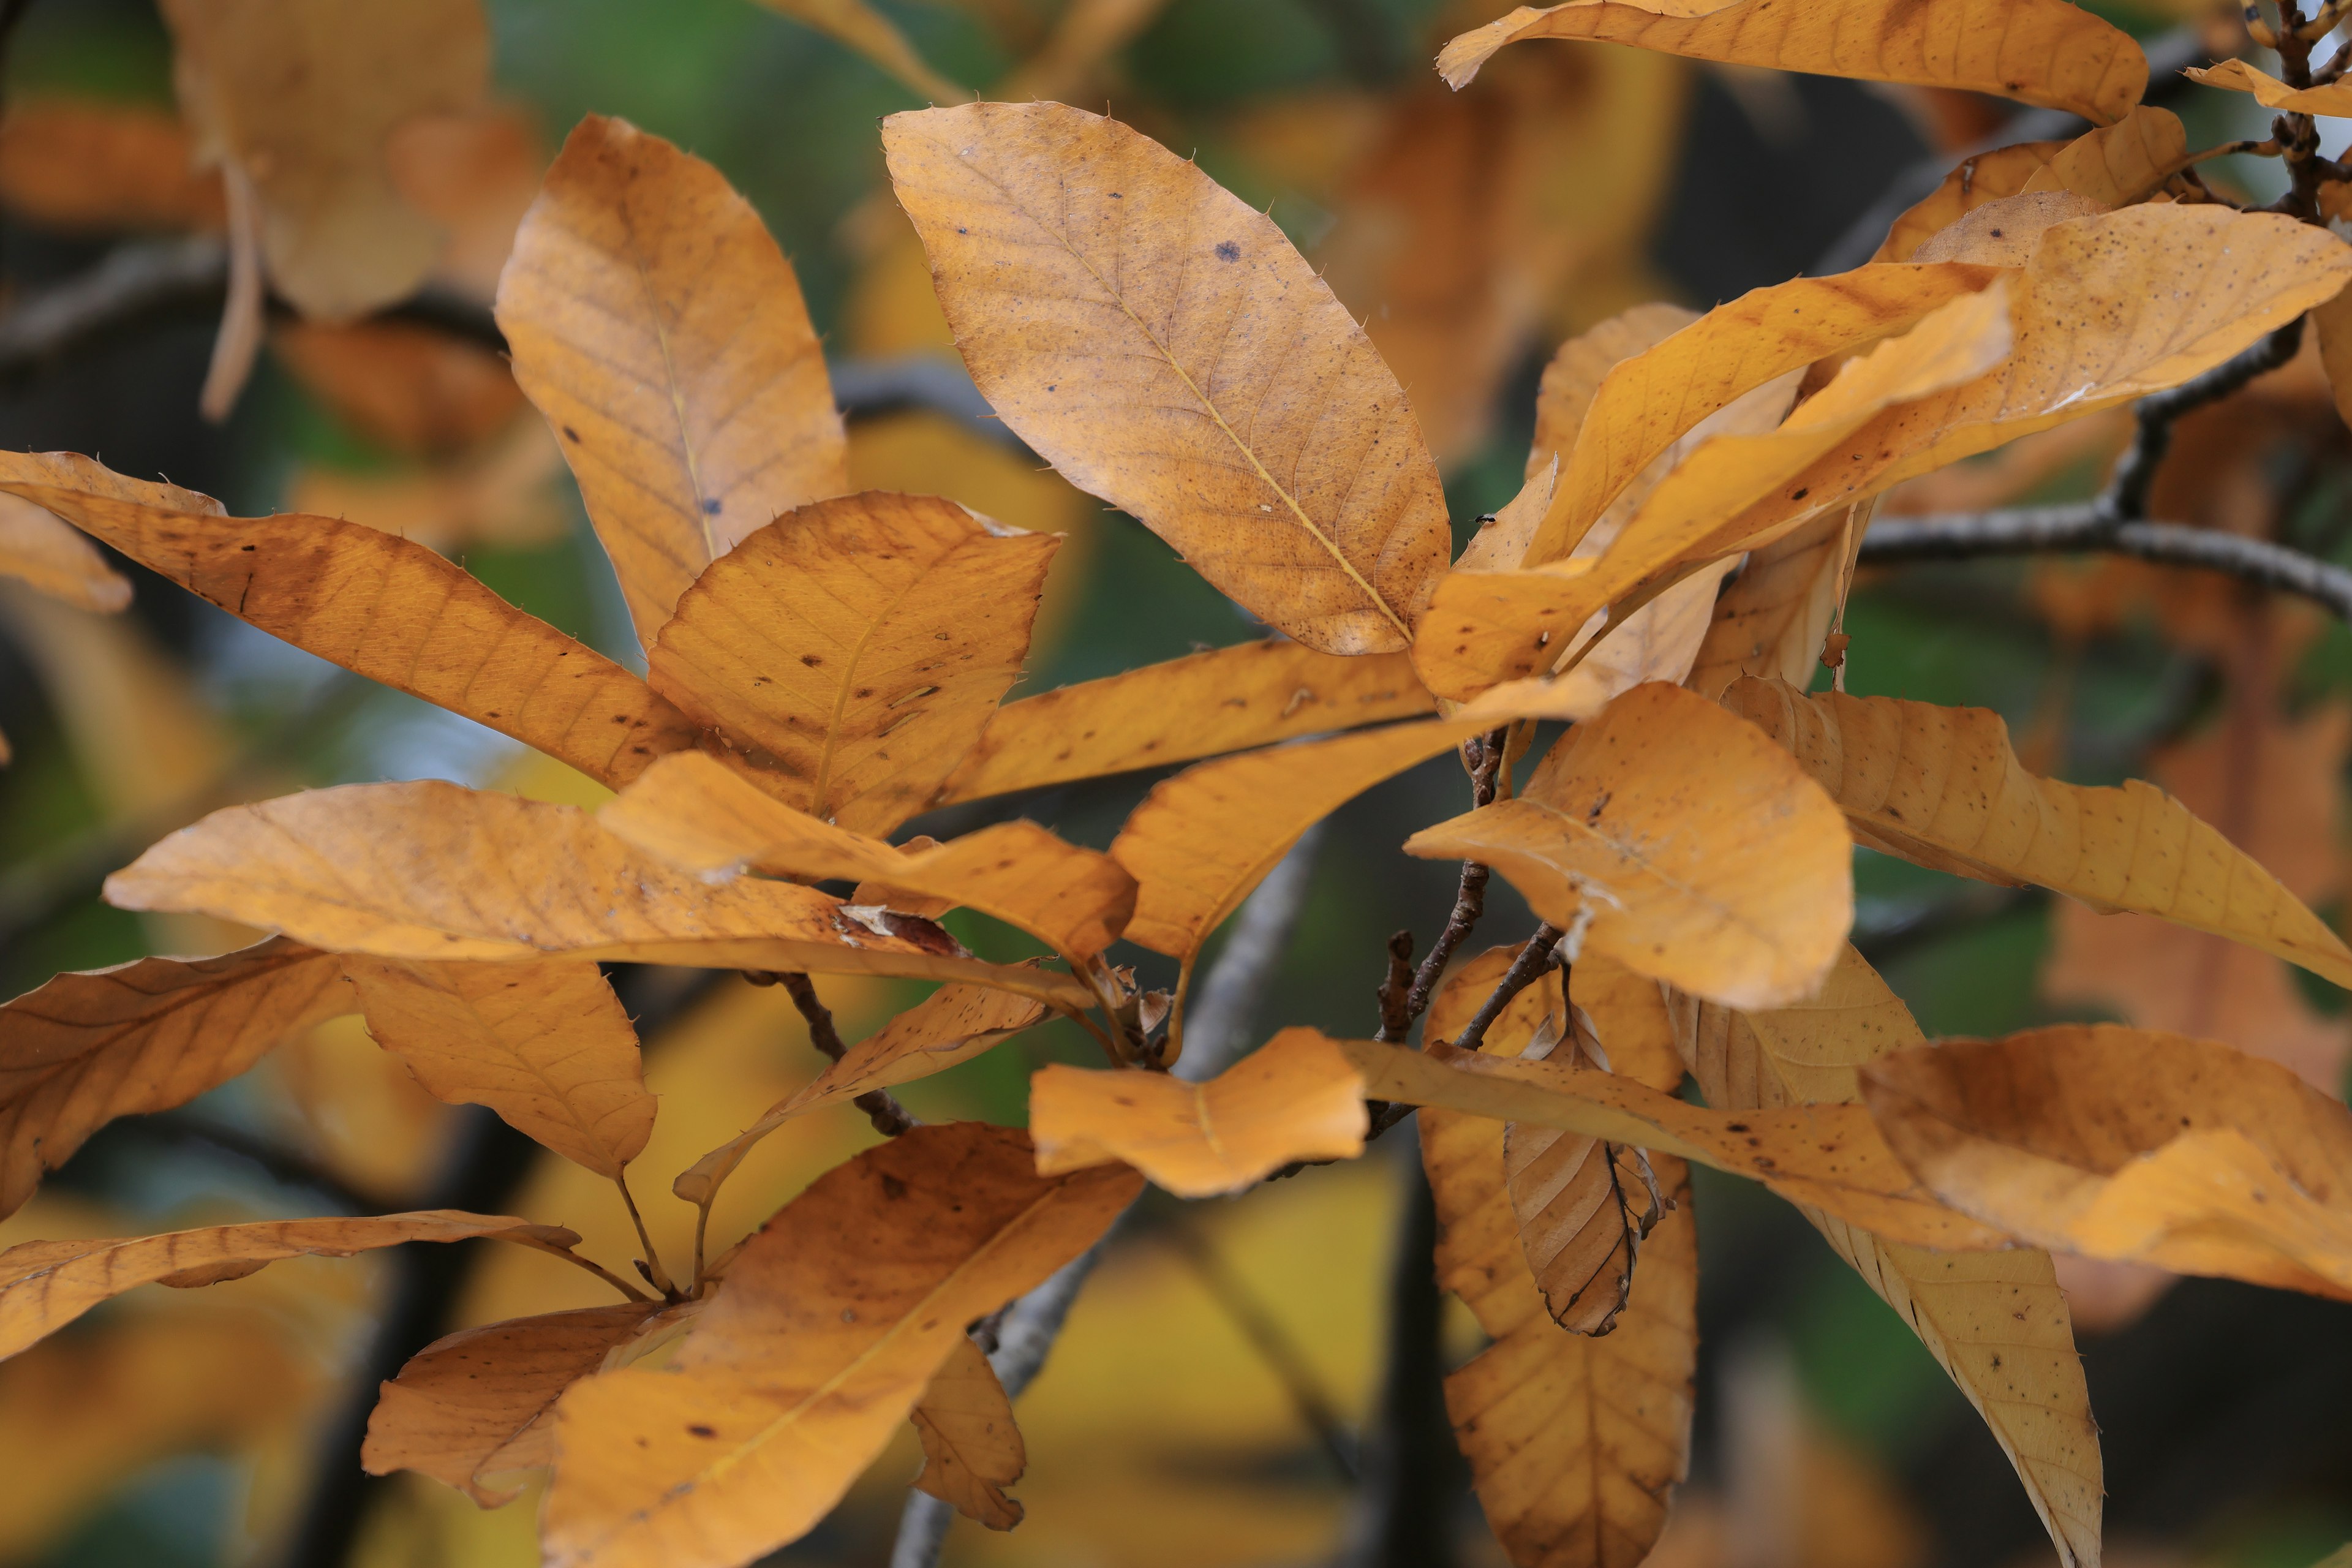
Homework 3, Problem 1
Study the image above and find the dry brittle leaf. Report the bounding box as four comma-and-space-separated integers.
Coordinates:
344, 959, 656, 1179
751, 0, 971, 105
1725, 677, 2352, 992
601, 752, 1134, 957
0, 1210, 570, 1360
0, 450, 701, 789
910, 1334, 1026, 1530
363, 1302, 664, 1506
1670, 952, 2101, 1568
2185, 58, 2352, 118
2018, 105, 2187, 208
1568, 951, 1685, 1094
0, 494, 132, 613
271, 318, 524, 456
0, 98, 225, 232
1522, 303, 1698, 513
158, 0, 488, 318
383, 102, 545, 301
647, 492, 1056, 836
544, 1124, 1137, 1568
1438, 0, 2146, 123
1862, 1025, 2352, 1301
1682, 508, 1845, 696
1030, 1029, 1366, 1196
1913, 190, 2106, 266
935, 640, 1436, 807
884, 100, 1450, 655
103, 782, 1094, 1011
0, 938, 350, 1221
1406, 683, 1851, 1009
1874, 142, 2065, 263
498, 115, 848, 646
674, 984, 1045, 1206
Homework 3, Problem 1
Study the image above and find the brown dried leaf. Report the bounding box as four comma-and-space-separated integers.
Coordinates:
1568, 951, 1686, 1093
0, 938, 349, 1220
271, 318, 522, 457
1682, 508, 1847, 696
647, 492, 1056, 836
0, 99, 225, 232
498, 115, 848, 646
910, 1335, 1026, 1530
884, 100, 1450, 655
543, 1125, 1137, 1568
0, 494, 131, 612
2185, 58, 2352, 118
1030, 1028, 1366, 1196
2018, 105, 2188, 207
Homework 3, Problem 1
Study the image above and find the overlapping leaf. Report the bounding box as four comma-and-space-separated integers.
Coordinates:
0, 496, 130, 612
2186, 59, 2352, 118
884, 100, 1450, 655
910, 1336, 1025, 1530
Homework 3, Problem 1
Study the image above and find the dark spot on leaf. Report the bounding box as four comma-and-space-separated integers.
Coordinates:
562, 426, 581, 442
880, 1173, 908, 1200
1791, 488, 1809, 500
1215, 241, 1240, 262
688, 1424, 717, 1438
701, 497, 722, 515
801, 654, 824, 666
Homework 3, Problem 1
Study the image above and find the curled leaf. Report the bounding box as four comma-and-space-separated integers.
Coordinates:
910, 1336, 1025, 1530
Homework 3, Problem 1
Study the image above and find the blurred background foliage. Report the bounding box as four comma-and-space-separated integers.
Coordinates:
0, 0, 2349, 1565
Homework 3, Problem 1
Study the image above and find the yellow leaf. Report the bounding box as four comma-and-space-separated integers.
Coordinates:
271, 318, 523, 457
1030, 1028, 1366, 1196
935, 640, 1437, 807
2018, 105, 2188, 208
287, 416, 568, 556
1724, 677, 2352, 991
1338, 1033, 2007, 1249
0, 938, 350, 1221
1407, 683, 1852, 1009
362, 1302, 665, 1506
1682, 507, 1846, 696
1874, 142, 2065, 263
0, 1210, 570, 1360
1861, 1025, 2352, 1301
102, 782, 1096, 1011
1567, 951, 1686, 1093
673, 984, 1046, 1206
344, 958, 657, 1179
2185, 58, 2352, 118
383, 101, 546, 303
543, 1124, 1137, 1568
883, 101, 1450, 655
647, 491, 1057, 835
1520, 302, 1698, 521
1112, 718, 1477, 960
1438, 0, 2146, 123
498, 115, 848, 647
601, 752, 1135, 957
0, 450, 701, 789
910, 1335, 1026, 1530
0, 494, 129, 613
157, 0, 488, 318
1000, 0, 1177, 105
1914, 190, 2106, 266
0, 97, 225, 233
750, 0, 971, 105
1671, 951, 2101, 1568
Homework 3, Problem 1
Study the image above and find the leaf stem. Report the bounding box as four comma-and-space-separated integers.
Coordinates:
502, 1231, 656, 1304
1448, 922, 1566, 1055
613, 1172, 676, 1299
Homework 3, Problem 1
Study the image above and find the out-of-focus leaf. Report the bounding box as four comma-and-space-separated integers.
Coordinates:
157, 0, 488, 318
673, 984, 1045, 1205
344, 959, 656, 1178
1862, 1026, 2352, 1301
884, 100, 1450, 655
1030, 1030, 1366, 1196
499, 115, 848, 647
910, 1335, 1026, 1529
1725, 677, 2352, 991
1439, 0, 2146, 123
0, 99, 225, 232
104, 782, 1095, 1011
363, 1302, 665, 1506
1407, 684, 1851, 1009
1000, 0, 1172, 104
0, 495, 130, 612
2185, 58, 2352, 117
936, 641, 1436, 807
750, 0, 971, 105
0, 939, 350, 1220
543, 1125, 1137, 1568
0, 1211, 572, 1360
0, 450, 703, 788
601, 752, 1133, 956
271, 319, 523, 457
287, 417, 567, 554
647, 492, 1056, 836
384, 102, 545, 301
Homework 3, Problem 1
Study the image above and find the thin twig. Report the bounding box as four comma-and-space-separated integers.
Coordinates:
1449, 923, 1565, 1055
1381, 732, 1507, 1041
614, 1172, 676, 1298
2107, 319, 2307, 523
771, 971, 918, 1136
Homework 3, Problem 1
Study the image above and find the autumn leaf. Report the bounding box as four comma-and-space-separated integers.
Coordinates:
363, 1302, 666, 1506
1438, 0, 2146, 124
1671, 950, 2101, 1568
1681, 509, 1848, 697
543, 1124, 1137, 1568
103, 782, 1095, 1011
1724, 677, 2352, 992
0, 1211, 574, 1360
1915, 191, 2106, 267
910, 1335, 1026, 1530
933, 640, 1437, 808
1569, 951, 1686, 1095
0, 450, 702, 789
673, 984, 1046, 1207
157, 0, 488, 318
343, 959, 657, 1179
2018, 105, 2188, 208
498, 115, 848, 647
0, 98, 225, 232
1407, 684, 1851, 1009
0, 938, 350, 1221
884, 100, 1450, 655
1030, 1028, 1366, 1196
271, 318, 524, 457
601, 752, 1136, 957
647, 491, 1056, 835
0, 495, 130, 612
750, 0, 971, 105
1875, 143, 2066, 263
1503, 1058, 1668, 1334
1862, 1025, 2352, 1302
2185, 59, 2352, 118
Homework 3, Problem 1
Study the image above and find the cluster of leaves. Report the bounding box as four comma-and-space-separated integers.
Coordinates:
13, 0, 2352, 1565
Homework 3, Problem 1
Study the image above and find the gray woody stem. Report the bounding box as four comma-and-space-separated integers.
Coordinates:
886, 827, 1325, 1568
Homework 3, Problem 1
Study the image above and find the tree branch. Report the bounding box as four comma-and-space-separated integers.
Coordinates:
1449, 922, 1564, 1054
762, 971, 917, 1137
